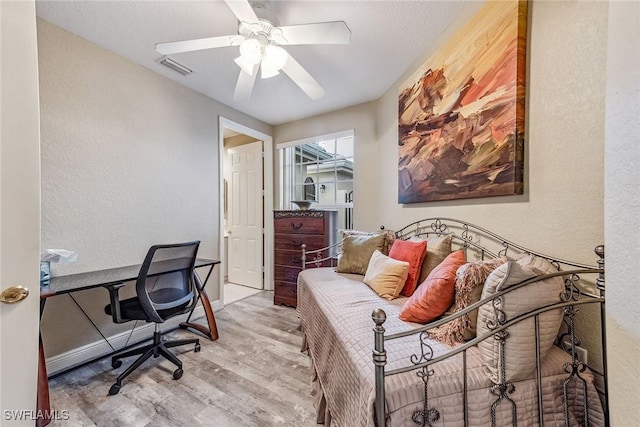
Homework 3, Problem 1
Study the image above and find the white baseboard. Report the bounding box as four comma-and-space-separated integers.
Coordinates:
46, 300, 222, 375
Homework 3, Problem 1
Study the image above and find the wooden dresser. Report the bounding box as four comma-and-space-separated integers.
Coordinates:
273, 210, 337, 307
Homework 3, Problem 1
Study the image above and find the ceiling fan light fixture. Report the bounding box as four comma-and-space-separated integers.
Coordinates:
260, 66, 280, 79
234, 55, 257, 75
238, 38, 262, 64
262, 44, 288, 71
157, 0, 351, 100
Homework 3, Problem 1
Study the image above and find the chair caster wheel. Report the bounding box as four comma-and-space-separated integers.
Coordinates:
112, 359, 122, 369
194, 344, 201, 353
173, 368, 183, 380
108, 383, 121, 396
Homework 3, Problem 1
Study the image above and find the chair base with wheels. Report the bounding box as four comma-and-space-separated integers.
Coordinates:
104, 241, 204, 396
108, 325, 200, 396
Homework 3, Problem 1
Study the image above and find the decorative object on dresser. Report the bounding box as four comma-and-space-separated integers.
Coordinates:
273, 210, 337, 307
291, 200, 317, 211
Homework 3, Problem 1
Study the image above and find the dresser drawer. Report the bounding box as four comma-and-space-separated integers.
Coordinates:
274, 233, 328, 251
274, 216, 325, 234
274, 281, 297, 307
274, 265, 302, 283
274, 249, 304, 268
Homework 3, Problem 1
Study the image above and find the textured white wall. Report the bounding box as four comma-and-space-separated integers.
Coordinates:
37, 19, 271, 363
373, 0, 607, 264
604, 1, 640, 422
276, 0, 607, 264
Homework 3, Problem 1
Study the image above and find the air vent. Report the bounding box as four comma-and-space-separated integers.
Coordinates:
157, 56, 192, 76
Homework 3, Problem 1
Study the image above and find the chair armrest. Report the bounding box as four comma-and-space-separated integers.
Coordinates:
106, 283, 127, 324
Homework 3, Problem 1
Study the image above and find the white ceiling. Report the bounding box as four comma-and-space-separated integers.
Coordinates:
35, 1, 471, 126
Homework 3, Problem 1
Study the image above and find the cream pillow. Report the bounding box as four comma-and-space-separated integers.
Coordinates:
363, 250, 409, 300
477, 254, 564, 384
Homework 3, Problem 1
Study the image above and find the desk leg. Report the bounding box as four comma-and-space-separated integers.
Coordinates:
37, 299, 52, 427
180, 266, 219, 341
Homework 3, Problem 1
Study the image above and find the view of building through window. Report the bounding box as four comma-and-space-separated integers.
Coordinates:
279, 130, 354, 229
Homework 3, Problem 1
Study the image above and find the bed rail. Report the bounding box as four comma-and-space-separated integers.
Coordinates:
301, 240, 344, 270
304, 217, 599, 271
371, 238, 607, 427
393, 218, 598, 270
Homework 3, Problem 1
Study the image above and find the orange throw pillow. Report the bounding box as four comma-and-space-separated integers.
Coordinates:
399, 250, 467, 323
388, 239, 427, 297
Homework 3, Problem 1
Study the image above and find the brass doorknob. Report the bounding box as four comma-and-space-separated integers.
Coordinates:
0, 286, 29, 304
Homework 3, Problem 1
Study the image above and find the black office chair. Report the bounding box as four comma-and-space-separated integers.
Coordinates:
104, 241, 202, 395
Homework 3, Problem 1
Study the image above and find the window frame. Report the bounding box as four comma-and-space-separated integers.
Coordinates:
277, 129, 355, 211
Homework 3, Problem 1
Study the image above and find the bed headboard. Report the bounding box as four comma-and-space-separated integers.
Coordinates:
392, 217, 597, 270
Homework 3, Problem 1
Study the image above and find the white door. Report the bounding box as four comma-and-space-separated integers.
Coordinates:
0, 0, 42, 424
228, 141, 264, 289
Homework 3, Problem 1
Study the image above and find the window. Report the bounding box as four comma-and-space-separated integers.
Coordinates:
278, 130, 354, 229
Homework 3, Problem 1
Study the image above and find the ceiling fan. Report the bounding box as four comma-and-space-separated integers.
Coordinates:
155, 0, 351, 101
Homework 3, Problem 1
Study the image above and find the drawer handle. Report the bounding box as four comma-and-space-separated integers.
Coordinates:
291, 256, 302, 264
291, 222, 303, 230
291, 239, 303, 247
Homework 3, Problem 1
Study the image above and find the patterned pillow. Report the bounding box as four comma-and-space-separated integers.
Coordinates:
336, 234, 386, 275
476, 254, 564, 384
363, 250, 410, 300
429, 257, 507, 345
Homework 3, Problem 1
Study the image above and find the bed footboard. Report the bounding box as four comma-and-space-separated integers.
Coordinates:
372, 245, 608, 427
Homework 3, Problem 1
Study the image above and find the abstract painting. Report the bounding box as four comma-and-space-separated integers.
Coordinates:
398, 0, 527, 203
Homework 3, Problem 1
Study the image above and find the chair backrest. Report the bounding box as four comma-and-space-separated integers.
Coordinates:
136, 241, 200, 323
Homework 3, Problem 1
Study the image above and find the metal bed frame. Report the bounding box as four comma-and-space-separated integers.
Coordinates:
302, 218, 608, 427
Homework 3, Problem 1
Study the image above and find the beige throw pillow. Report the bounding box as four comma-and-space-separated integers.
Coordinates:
363, 250, 409, 300
341, 229, 396, 255
412, 235, 453, 285
337, 234, 386, 275
476, 254, 564, 384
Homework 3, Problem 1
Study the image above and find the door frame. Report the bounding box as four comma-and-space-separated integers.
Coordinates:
218, 117, 274, 304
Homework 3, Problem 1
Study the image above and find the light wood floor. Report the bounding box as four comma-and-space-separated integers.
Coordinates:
48, 292, 317, 426
224, 282, 263, 306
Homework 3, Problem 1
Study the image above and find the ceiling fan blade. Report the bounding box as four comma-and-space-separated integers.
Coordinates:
156, 35, 244, 55
223, 0, 259, 25
233, 64, 259, 101
281, 54, 325, 100
274, 21, 351, 45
